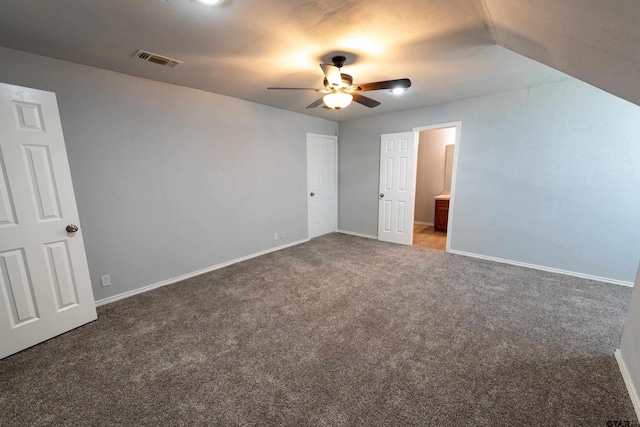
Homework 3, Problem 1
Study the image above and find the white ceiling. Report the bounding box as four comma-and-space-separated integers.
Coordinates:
0, 1, 581, 121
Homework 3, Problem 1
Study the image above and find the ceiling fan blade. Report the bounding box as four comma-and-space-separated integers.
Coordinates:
268, 87, 320, 90
352, 94, 381, 108
355, 78, 411, 92
320, 64, 342, 87
306, 97, 325, 109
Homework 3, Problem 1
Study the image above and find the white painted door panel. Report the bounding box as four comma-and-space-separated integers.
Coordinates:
378, 132, 418, 245
307, 134, 337, 238
0, 82, 96, 359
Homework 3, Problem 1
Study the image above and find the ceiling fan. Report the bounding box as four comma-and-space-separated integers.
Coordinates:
268, 56, 411, 110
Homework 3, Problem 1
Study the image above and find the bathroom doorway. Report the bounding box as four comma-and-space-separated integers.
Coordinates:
412, 123, 460, 251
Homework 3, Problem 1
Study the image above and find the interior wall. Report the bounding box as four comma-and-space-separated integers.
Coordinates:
0, 47, 337, 302
414, 127, 455, 225
338, 79, 640, 284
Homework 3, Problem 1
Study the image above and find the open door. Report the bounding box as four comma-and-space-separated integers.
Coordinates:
0, 82, 97, 359
377, 131, 418, 245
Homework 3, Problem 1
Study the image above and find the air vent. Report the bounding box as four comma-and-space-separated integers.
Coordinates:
134, 50, 183, 68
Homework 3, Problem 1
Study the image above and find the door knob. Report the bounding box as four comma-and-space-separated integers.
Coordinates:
310, 192, 315, 196
380, 193, 384, 198
66, 224, 79, 233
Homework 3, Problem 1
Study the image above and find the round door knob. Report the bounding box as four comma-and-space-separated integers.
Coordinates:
66, 224, 79, 233
310, 192, 315, 196
380, 193, 385, 198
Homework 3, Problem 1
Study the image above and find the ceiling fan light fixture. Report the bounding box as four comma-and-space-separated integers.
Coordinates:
268, 55, 410, 110
323, 92, 353, 109
390, 87, 406, 94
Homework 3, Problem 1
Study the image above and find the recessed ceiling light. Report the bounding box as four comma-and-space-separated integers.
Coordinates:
195, 0, 223, 5
390, 88, 406, 95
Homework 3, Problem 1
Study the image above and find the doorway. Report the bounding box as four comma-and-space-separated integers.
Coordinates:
375, 123, 460, 249
413, 123, 460, 251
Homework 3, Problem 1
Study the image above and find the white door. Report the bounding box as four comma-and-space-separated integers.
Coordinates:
378, 132, 418, 245
0, 82, 96, 359
307, 133, 337, 238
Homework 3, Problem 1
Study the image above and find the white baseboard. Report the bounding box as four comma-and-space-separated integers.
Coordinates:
337, 229, 377, 240
95, 238, 310, 307
615, 349, 640, 421
414, 221, 434, 226
447, 249, 633, 287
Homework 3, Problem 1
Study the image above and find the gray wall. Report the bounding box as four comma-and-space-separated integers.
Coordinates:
619, 263, 640, 414
414, 128, 455, 224
338, 79, 640, 283
0, 47, 337, 301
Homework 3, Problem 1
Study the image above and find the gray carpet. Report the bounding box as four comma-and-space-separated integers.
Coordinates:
0, 233, 636, 426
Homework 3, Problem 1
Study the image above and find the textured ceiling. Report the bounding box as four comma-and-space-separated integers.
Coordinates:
485, 0, 640, 109
0, 0, 570, 121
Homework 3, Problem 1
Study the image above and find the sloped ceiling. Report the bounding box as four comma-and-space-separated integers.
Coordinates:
484, 0, 640, 108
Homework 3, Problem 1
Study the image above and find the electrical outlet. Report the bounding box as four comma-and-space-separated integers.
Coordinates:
273, 232, 279, 241
279, 232, 284, 240
100, 274, 111, 287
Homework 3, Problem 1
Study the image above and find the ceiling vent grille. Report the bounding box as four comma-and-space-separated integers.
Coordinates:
134, 50, 183, 68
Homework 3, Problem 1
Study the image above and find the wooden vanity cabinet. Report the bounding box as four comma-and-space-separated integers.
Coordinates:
434, 199, 449, 232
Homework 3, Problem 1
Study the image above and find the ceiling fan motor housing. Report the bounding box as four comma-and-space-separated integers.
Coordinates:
331, 56, 347, 68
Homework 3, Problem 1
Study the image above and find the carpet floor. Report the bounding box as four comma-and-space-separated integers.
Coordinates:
0, 233, 636, 426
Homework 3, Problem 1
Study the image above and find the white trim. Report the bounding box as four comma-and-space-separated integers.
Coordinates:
306, 132, 336, 139
95, 238, 310, 307
615, 349, 640, 421
335, 137, 339, 233
337, 229, 377, 240
412, 122, 462, 253
448, 248, 633, 287
413, 122, 461, 133
414, 221, 434, 226
446, 123, 461, 253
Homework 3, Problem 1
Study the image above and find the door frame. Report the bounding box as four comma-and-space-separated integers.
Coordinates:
306, 133, 338, 239
412, 121, 462, 252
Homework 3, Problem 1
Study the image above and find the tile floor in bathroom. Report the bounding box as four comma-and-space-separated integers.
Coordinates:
413, 224, 447, 251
